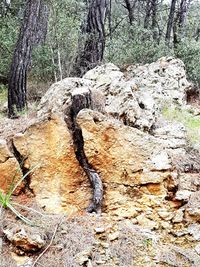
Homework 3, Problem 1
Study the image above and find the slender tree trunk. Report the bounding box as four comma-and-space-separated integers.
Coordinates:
194, 27, 200, 41
151, 0, 158, 41
165, 0, 177, 44
8, 0, 48, 118
144, 0, 152, 29
173, 0, 191, 47
73, 0, 108, 77
124, 0, 137, 25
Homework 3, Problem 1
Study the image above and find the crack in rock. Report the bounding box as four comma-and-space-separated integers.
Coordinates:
64, 87, 103, 213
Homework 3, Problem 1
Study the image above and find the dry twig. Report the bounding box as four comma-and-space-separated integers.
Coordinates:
32, 223, 59, 267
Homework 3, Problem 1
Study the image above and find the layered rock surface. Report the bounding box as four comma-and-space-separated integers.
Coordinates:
0, 57, 199, 227
0, 139, 22, 193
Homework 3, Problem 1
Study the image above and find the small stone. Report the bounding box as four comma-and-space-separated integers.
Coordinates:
137, 214, 159, 230
101, 242, 109, 248
75, 249, 91, 265
95, 227, 105, 234
3, 227, 46, 254
158, 211, 173, 221
188, 224, 200, 241
160, 221, 171, 230
195, 244, 200, 255
108, 231, 119, 241
172, 209, 184, 223
112, 208, 138, 219
131, 218, 138, 224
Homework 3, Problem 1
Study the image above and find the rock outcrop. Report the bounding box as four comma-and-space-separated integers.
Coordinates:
0, 57, 199, 228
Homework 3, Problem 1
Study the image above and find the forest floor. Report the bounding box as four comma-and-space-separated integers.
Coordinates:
1, 195, 197, 267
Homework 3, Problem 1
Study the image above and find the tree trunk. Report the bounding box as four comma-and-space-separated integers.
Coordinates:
194, 27, 200, 41
151, 0, 158, 41
124, 0, 137, 25
165, 0, 177, 44
144, 0, 152, 29
173, 0, 191, 47
8, 0, 48, 118
73, 0, 108, 77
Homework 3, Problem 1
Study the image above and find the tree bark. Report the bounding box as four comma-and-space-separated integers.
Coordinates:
8, 0, 48, 118
173, 0, 191, 47
151, 0, 158, 41
124, 0, 137, 25
73, 0, 108, 77
144, 0, 152, 29
165, 0, 177, 44
65, 88, 103, 213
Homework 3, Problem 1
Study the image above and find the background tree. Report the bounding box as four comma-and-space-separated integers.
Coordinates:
8, 0, 48, 118
73, 0, 109, 76
165, 0, 178, 44
0, 0, 200, 112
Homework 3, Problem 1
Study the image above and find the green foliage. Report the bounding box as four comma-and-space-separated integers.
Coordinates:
0, 85, 7, 103
105, 25, 173, 65
0, 165, 38, 226
175, 40, 200, 87
0, 15, 20, 77
0, 0, 200, 91
30, 0, 83, 81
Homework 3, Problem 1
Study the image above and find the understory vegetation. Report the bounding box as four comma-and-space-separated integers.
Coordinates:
0, 0, 200, 88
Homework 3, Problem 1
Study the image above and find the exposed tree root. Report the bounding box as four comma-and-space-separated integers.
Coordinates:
64, 88, 103, 213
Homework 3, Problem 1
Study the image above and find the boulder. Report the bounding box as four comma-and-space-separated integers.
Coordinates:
37, 78, 95, 119
84, 57, 191, 131
1, 57, 199, 225
13, 110, 172, 214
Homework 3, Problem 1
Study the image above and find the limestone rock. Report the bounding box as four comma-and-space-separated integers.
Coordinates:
83, 57, 191, 131
37, 78, 94, 119
77, 110, 172, 186
126, 57, 190, 105
75, 248, 92, 265
38, 57, 191, 132
13, 110, 172, 214
188, 224, 200, 241
3, 226, 46, 253
13, 116, 89, 214
186, 191, 200, 220
136, 214, 159, 230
